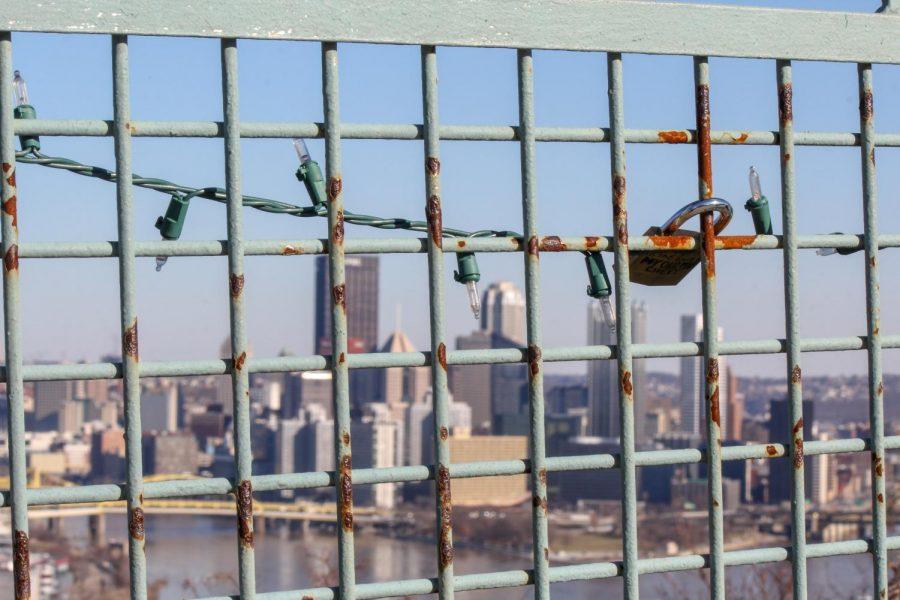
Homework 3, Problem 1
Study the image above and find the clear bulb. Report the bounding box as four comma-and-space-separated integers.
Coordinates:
293, 138, 311, 164
155, 256, 168, 271
816, 247, 837, 257
12, 70, 29, 107
465, 281, 481, 320
600, 296, 617, 335
749, 166, 762, 201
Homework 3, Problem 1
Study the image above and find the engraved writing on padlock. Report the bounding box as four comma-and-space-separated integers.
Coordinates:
629, 198, 733, 286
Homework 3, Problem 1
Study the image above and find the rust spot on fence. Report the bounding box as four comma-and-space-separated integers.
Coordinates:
584, 236, 599, 249
127, 122, 137, 135
527, 235, 539, 257
710, 387, 721, 427
544, 547, 549, 562
612, 175, 627, 242
3, 195, 17, 228
860, 90, 874, 121
230, 273, 244, 298
342, 431, 350, 446
440, 426, 449, 441
234, 351, 247, 372
328, 176, 343, 202
528, 345, 542, 379
766, 445, 778, 457
4, 244, 18, 272
878, 493, 884, 504
437, 342, 447, 371
621, 371, 633, 397
778, 83, 793, 124
339, 352, 346, 364
712, 499, 719, 508
236, 479, 254, 548
874, 455, 884, 478
647, 235, 694, 250
457, 239, 466, 248
538, 468, 547, 486
426, 195, 443, 248
791, 365, 801, 384
340, 454, 354, 531
717, 235, 757, 250
702, 214, 716, 278
792, 418, 803, 435
706, 358, 719, 384
729, 132, 750, 144
123, 319, 139, 360
870, 256, 876, 268
532, 494, 548, 514
437, 464, 453, 570
657, 130, 689, 144
426, 156, 441, 176
877, 381, 884, 397
129, 506, 145, 541
539, 236, 567, 252
783, 152, 791, 163
332, 283, 346, 313
13, 530, 30, 599
281, 245, 302, 255
333, 209, 345, 245
695, 84, 713, 198
793, 438, 804, 470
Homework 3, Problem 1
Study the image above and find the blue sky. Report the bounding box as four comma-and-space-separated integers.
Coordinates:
4, 0, 898, 377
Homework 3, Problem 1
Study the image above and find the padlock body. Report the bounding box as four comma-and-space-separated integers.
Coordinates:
629, 226, 701, 286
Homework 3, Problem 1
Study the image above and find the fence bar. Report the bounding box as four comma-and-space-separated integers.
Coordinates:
322, 40, 357, 599
694, 55, 725, 600
111, 35, 150, 600
858, 62, 887, 599
607, 51, 640, 600
517, 48, 550, 599
0, 32, 32, 600
776, 60, 807, 600
420, 44, 455, 598
220, 38, 257, 598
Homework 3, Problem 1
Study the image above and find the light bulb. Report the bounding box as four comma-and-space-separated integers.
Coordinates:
155, 256, 168, 271
600, 296, 616, 335
749, 166, 762, 202
465, 281, 481, 320
12, 70, 29, 107
816, 248, 837, 257
293, 138, 311, 164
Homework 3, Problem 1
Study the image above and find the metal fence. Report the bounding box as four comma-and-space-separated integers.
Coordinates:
1, 1, 898, 599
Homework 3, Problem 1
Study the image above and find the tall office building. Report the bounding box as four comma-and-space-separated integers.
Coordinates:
141, 385, 178, 433
768, 399, 815, 503
725, 366, 743, 441
378, 328, 430, 413
587, 300, 648, 439
448, 330, 492, 432
481, 281, 526, 345
33, 379, 77, 431
678, 314, 728, 437
352, 403, 402, 509
314, 255, 380, 405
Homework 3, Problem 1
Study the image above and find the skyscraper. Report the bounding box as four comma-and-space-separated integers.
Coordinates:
378, 328, 430, 413
768, 399, 814, 503
587, 300, 648, 439
449, 330, 492, 432
679, 314, 728, 437
481, 281, 526, 345
314, 255, 380, 406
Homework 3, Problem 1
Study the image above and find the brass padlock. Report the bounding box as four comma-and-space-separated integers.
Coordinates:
629, 198, 733, 286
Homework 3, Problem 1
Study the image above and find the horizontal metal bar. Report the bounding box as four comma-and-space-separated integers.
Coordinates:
5, 333, 899, 383
5, 1, 900, 63
7, 436, 898, 509
15, 234, 900, 259
13, 119, 900, 146
190, 535, 900, 600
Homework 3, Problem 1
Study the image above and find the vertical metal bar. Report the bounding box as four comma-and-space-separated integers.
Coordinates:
776, 60, 808, 600
693, 55, 725, 600
0, 33, 31, 600
111, 35, 149, 600
220, 38, 257, 599
858, 62, 887, 600
607, 52, 639, 600
322, 41, 356, 599
420, 45, 455, 599
516, 49, 550, 600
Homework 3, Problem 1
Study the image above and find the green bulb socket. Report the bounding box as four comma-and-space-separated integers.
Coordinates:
155, 194, 191, 240
453, 252, 481, 283
296, 159, 327, 210
13, 105, 40, 152
584, 251, 612, 299
744, 195, 773, 235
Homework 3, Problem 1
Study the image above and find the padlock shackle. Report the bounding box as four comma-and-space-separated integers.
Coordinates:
660, 197, 733, 236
